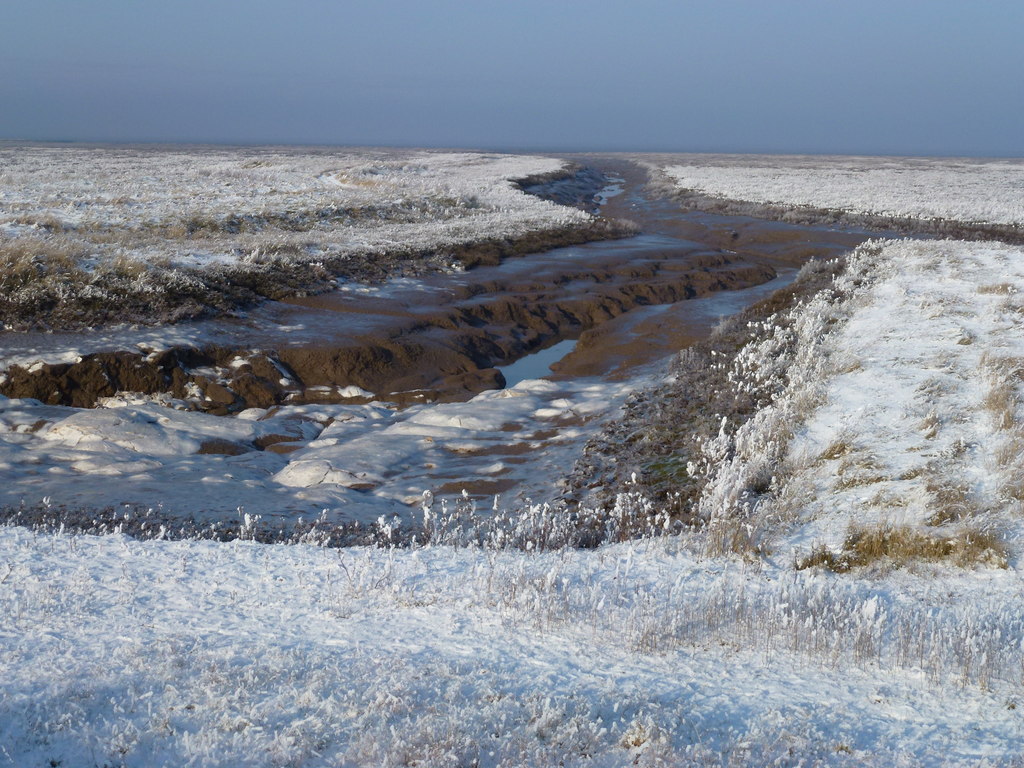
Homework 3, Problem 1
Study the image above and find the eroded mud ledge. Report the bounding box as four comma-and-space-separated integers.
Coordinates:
667, 190, 1024, 245
0, 248, 773, 410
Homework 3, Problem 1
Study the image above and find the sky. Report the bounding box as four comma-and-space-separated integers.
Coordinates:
2, 0, 1022, 156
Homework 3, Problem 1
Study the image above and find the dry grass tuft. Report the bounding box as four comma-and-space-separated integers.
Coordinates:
818, 437, 854, 462
8, 213, 67, 231
983, 379, 1017, 431
897, 466, 926, 481
997, 435, 1024, 503
916, 375, 953, 401
834, 454, 889, 490
924, 476, 973, 526
978, 282, 1016, 295
0, 237, 88, 292
796, 523, 1008, 572
919, 410, 940, 439
956, 329, 976, 345
995, 435, 1024, 468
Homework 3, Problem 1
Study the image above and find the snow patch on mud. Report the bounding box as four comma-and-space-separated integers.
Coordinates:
0, 371, 638, 525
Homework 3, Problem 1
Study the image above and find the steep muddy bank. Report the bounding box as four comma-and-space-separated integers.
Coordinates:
518, 166, 610, 212
565, 256, 848, 515
0, 244, 772, 410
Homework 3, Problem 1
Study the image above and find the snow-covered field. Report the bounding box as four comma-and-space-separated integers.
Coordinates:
657, 154, 1024, 227
5, 155, 1024, 765
0, 145, 597, 328
0, 145, 590, 258
3, 525, 1022, 767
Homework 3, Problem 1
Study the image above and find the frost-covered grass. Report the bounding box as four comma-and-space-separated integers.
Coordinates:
0, 145, 607, 329
3, 523, 1024, 767
685, 238, 1024, 572
655, 154, 1024, 235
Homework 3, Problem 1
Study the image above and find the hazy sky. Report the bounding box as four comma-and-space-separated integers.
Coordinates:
3, 1, 1022, 155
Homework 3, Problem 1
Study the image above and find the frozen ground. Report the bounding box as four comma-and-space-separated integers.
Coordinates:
656, 154, 1024, 227
5, 155, 1024, 765
0, 373, 639, 528
2, 525, 1023, 767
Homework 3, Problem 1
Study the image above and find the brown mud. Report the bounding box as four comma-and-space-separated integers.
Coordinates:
0, 158, 875, 412
670, 190, 1024, 246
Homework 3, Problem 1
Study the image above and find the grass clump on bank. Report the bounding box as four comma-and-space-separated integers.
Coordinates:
796, 523, 1009, 572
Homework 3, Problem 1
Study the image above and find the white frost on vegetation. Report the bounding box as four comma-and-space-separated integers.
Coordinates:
661, 155, 1024, 226
2, 523, 1023, 766
778, 239, 1024, 559
687, 236, 1024, 570
0, 145, 592, 269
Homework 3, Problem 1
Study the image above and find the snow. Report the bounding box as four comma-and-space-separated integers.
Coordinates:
2, 525, 1022, 766
764, 238, 1024, 562
659, 155, 1024, 226
0, 147, 591, 249
0, 146, 595, 320
0, 373, 638, 525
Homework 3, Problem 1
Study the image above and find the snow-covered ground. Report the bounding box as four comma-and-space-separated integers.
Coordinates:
657, 154, 1024, 226
0, 146, 599, 329
5, 155, 1024, 765
779, 239, 1024, 559
689, 237, 1024, 568
0, 146, 591, 263
0, 374, 638, 527
3, 524, 1023, 767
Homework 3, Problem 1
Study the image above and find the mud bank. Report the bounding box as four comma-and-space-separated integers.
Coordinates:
0, 245, 772, 410
666, 190, 1024, 245
1, 216, 630, 333
565, 256, 848, 515
518, 166, 610, 212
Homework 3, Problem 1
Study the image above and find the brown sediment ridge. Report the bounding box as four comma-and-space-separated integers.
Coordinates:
0, 247, 774, 411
